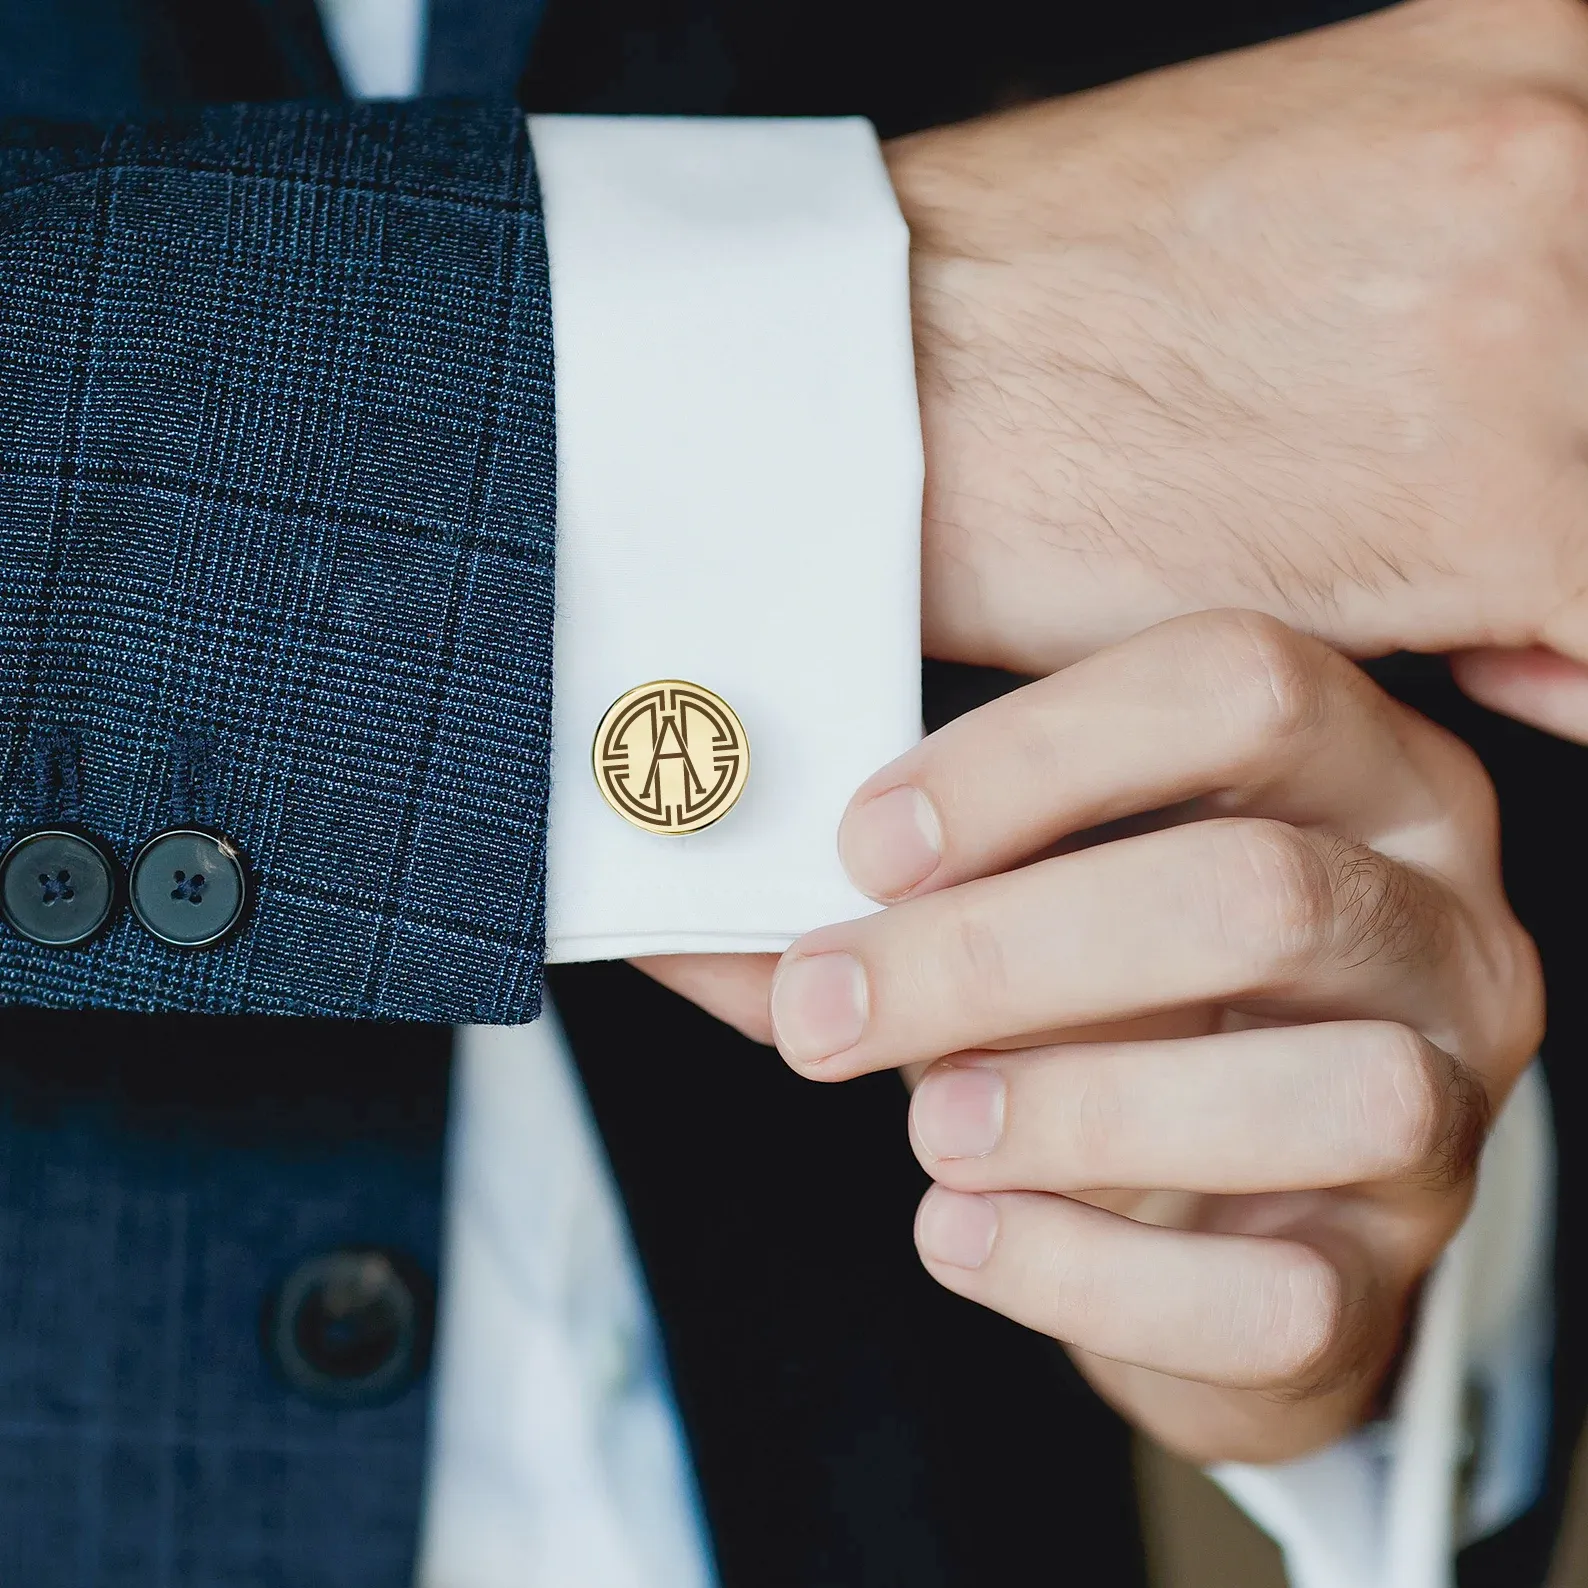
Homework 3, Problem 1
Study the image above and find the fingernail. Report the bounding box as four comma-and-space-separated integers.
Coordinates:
839, 785, 942, 900
770, 952, 867, 1065
912, 1066, 1005, 1160
917, 1188, 998, 1270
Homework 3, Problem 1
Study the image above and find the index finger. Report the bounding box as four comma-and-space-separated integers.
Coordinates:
838, 610, 1474, 904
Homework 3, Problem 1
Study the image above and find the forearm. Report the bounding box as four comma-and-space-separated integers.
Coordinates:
887, 0, 1588, 679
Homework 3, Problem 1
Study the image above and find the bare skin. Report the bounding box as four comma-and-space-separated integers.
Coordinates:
770, 611, 1540, 1462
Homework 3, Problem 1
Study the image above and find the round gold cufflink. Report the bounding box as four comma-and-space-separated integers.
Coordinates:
592, 680, 750, 835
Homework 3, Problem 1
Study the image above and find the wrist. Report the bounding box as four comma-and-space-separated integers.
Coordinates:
885, 114, 1182, 676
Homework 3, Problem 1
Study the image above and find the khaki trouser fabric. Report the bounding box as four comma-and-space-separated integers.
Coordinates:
1136, 1424, 1588, 1588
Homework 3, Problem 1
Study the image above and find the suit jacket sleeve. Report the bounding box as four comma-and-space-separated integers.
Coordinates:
0, 101, 556, 1022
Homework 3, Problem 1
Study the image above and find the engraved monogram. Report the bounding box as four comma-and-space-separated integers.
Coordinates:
593, 680, 750, 835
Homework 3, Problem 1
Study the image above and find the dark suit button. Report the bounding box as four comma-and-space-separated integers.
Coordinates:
0, 827, 122, 947
266, 1249, 432, 1407
128, 827, 250, 948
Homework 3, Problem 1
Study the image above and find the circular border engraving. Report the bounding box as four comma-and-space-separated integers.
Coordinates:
593, 680, 750, 835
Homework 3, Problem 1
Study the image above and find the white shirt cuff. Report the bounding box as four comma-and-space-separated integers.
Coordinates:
528, 115, 922, 963
1212, 1062, 1554, 1588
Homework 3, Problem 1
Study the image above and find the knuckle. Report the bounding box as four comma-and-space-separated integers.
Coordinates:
1363, 1026, 1488, 1187
1193, 609, 1328, 750
1366, 1025, 1448, 1171
1204, 824, 1454, 987
1251, 1251, 1386, 1402
1247, 1246, 1346, 1389
1464, 910, 1546, 1081
1424, 1061, 1492, 1190
1325, 838, 1449, 974
1495, 920, 1548, 1063
1206, 819, 1335, 979
1432, 728, 1501, 835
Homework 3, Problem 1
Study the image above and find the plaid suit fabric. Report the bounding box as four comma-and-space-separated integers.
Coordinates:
0, 100, 557, 1022
0, 1013, 451, 1588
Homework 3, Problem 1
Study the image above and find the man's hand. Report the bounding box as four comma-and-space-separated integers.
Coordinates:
642, 0, 1569, 1462
642, 0, 1588, 1033
766, 611, 1542, 1462
891, 0, 1588, 732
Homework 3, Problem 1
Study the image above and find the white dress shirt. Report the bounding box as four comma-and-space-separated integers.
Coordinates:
317, 6, 1556, 1585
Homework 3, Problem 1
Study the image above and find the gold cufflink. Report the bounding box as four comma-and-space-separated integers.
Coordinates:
592, 680, 750, 835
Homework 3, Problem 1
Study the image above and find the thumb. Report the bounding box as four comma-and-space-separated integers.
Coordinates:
1451, 646, 1588, 746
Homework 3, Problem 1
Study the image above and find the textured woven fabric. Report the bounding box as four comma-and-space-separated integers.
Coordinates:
0, 98, 557, 1022
0, 1011, 450, 1588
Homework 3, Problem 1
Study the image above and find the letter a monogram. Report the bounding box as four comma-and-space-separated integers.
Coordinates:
593, 680, 750, 835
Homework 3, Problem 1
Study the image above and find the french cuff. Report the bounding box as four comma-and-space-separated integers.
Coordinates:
1210, 1062, 1555, 1588
529, 115, 922, 963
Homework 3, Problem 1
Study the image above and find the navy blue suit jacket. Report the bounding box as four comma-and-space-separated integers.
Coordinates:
0, 42, 556, 1024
